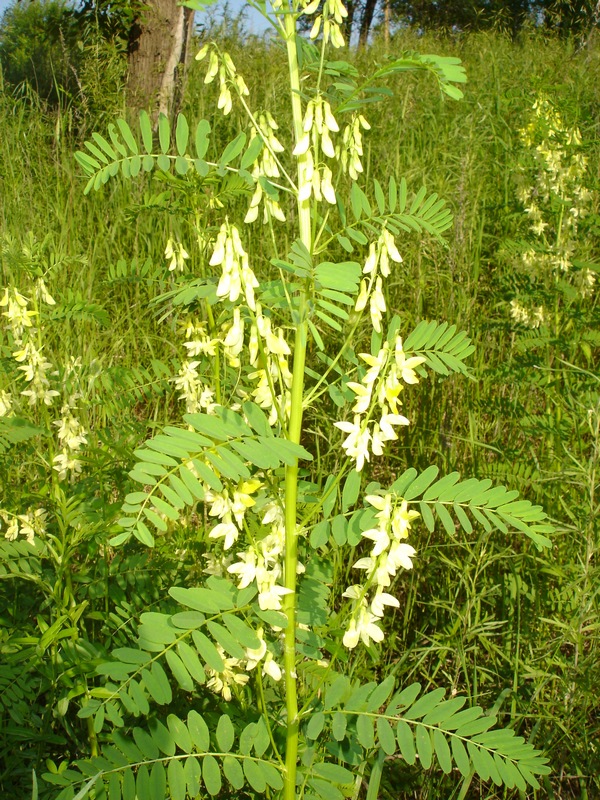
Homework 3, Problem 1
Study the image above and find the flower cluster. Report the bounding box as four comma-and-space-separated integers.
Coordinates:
227, 499, 303, 613
164, 238, 189, 272
1, 507, 47, 544
305, 0, 348, 48
338, 113, 371, 181
196, 46, 249, 116
206, 478, 262, 551
510, 94, 596, 321
52, 403, 88, 481
210, 222, 259, 311
1, 286, 37, 342
2, 282, 58, 407
355, 228, 403, 332
205, 626, 282, 701
174, 318, 218, 413
343, 493, 418, 648
0, 388, 12, 417
245, 113, 286, 224
509, 299, 547, 329
335, 338, 425, 471
293, 95, 339, 205
247, 305, 292, 426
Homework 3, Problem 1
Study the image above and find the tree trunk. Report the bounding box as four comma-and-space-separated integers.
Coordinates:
343, 0, 356, 41
358, 0, 378, 48
383, 0, 390, 46
127, 0, 195, 121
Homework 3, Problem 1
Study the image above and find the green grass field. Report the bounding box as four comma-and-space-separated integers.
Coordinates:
1, 20, 599, 799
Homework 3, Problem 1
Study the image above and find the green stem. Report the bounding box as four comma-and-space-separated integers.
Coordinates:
282, 7, 312, 799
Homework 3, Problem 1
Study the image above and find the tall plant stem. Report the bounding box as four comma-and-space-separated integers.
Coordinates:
282, 7, 312, 799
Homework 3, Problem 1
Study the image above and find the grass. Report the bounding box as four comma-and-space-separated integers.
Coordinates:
1, 19, 599, 799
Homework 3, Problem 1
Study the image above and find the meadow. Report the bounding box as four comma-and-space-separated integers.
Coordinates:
1, 15, 599, 799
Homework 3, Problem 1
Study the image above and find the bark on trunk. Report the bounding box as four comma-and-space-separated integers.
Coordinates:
358, 0, 378, 48
127, 0, 195, 121
343, 0, 356, 41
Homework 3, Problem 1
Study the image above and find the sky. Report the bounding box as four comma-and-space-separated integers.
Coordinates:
0, 0, 271, 34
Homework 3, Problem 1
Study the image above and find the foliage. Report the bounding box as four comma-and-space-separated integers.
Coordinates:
1, 18, 599, 800
0, 0, 78, 102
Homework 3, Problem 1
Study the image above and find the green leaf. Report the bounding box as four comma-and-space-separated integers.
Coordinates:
175, 156, 189, 175
184, 757, 201, 796
388, 176, 397, 212
116, 119, 138, 155
222, 614, 261, 649
356, 715, 375, 749
76, 150, 101, 173
136, 765, 150, 799
396, 720, 416, 764
431, 729, 452, 773
402, 465, 440, 500
216, 714, 235, 752
188, 710, 210, 751
143, 507, 168, 532
244, 759, 266, 793
134, 727, 160, 760
366, 675, 395, 711
192, 630, 225, 672
158, 113, 170, 154
422, 696, 466, 725
253, 718, 270, 757
142, 663, 172, 705
342, 470, 361, 512
451, 736, 471, 777
306, 711, 326, 740
309, 777, 344, 800
139, 110, 153, 154
165, 650, 194, 692
377, 718, 396, 755
168, 759, 186, 800
261, 762, 284, 789
239, 722, 256, 755
176, 114, 189, 156
332, 515, 347, 546
332, 711, 347, 741
312, 763, 354, 786
123, 768, 136, 800
176, 641, 206, 685
92, 131, 117, 160
195, 120, 211, 159
310, 519, 329, 548
435, 502, 456, 535
202, 755, 222, 795
241, 134, 264, 169
206, 620, 246, 659
179, 465, 206, 500
373, 178, 386, 214
169, 586, 234, 614
84, 140, 109, 164
222, 755, 244, 790
150, 761, 167, 797
455, 714, 497, 737
416, 726, 433, 769
404, 687, 446, 719
220, 132, 247, 165
151, 496, 179, 521
128, 681, 149, 715
149, 718, 176, 756
167, 714, 193, 754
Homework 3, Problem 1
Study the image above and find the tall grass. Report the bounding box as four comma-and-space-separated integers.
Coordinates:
1, 21, 598, 797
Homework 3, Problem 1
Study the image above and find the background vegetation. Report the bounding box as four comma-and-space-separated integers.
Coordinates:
1, 1, 598, 797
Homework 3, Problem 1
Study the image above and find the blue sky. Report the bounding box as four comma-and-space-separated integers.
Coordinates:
0, 0, 271, 34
